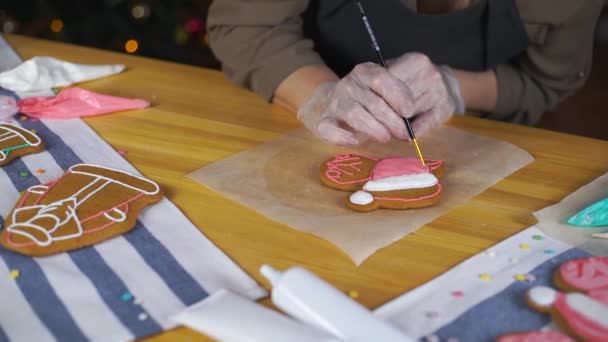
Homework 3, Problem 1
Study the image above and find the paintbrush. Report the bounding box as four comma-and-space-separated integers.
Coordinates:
352, 0, 426, 166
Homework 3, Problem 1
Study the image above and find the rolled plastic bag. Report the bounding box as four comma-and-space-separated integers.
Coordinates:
0, 56, 125, 92
0, 95, 19, 120
18, 87, 149, 119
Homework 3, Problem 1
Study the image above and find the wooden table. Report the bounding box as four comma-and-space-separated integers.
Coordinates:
6, 34, 608, 341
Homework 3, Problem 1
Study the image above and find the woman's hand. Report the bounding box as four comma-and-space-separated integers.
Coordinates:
297, 62, 416, 145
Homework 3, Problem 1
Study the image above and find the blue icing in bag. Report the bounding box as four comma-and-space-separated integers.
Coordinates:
567, 197, 608, 227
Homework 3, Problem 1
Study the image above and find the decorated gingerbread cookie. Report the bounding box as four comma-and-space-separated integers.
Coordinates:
0, 164, 163, 256
497, 331, 574, 342
0, 123, 44, 166
526, 286, 608, 342
554, 256, 608, 305
320, 153, 444, 212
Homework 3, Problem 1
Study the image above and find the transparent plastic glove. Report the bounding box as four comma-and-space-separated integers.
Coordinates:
0, 56, 125, 92
18, 87, 149, 119
297, 63, 415, 145
387, 53, 464, 136
0, 95, 19, 120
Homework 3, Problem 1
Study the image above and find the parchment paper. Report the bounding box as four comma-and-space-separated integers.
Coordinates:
189, 127, 533, 265
534, 172, 608, 256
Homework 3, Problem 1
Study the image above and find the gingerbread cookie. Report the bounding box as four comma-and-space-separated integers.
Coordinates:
0, 164, 162, 256
526, 286, 608, 342
497, 331, 574, 342
0, 123, 44, 166
554, 256, 608, 305
320, 153, 444, 212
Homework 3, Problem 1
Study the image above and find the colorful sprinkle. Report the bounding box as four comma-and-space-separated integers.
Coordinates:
35, 169, 46, 175
9, 269, 20, 279
121, 292, 133, 302
20, 115, 28, 121
532, 234, 544, 240
138, 313, 148, 321
479, 273, 491, 281
544, 249, 554, 255
514, 273, 527, 282
424, 335, 440, 342
519, 243, 530, 250
484, 250, 496, 258
19, 171, 29, 177
31, 118, 40, 123
451, 290, 464, 297
348, 290, 359, 299
30, 129, 37, 134
118, 150, 127, 156
425, 311, 439, 319
446, 337, 460, 342
526, 274, 536, 282
509, 257, 520, 264
134, 297, 143, 305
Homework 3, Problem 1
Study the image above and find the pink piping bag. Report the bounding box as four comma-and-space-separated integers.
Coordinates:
18, 87, 149, 119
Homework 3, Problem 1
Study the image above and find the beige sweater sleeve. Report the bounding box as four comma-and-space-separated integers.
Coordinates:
492, 0, 604, 125
207, 0, 324, 101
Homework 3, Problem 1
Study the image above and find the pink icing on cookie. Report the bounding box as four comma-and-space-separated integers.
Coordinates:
324, 153, 376, 185
497, 331, 574, 342
559, 257, 608, 292
371, 157, 429, 180
554, 292, 608, 342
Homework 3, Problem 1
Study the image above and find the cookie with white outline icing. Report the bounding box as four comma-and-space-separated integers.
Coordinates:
526, 286, 608, 342
0, 164, 163, 256
0, 123, 44, 166
320, 153, 444, 212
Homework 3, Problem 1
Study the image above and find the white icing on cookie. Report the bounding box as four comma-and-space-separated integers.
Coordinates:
363, 173, 438, 192
565, 292, 608, 326
350, 191, 374, 205
528, 286, 557, 307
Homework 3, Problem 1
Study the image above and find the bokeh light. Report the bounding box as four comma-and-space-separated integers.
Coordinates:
50, 19, 64, 33
125, 39, 139, 53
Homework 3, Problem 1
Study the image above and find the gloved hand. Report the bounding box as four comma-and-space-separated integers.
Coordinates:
387, 53, 465, 135
297, 62, 415, 145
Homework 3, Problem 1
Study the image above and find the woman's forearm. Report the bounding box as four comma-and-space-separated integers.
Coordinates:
272, 64, 339, 113
452, 69, 498, 113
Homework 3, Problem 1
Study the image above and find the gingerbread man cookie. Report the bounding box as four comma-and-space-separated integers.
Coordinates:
0, 123, 44, 166
0, 164, 163, 256
526, 286, 608, 342
320, 153, 444, 212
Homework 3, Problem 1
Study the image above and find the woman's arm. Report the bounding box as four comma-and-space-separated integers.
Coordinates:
272, 64, 339, 113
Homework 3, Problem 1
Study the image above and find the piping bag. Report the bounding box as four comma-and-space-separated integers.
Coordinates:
0, 56, 124, 92
260, 264, 414, 342
568, 197, 608, 228
3, 87, 149, 119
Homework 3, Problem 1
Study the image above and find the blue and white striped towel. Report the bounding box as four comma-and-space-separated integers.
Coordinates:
374, 226, 589, 341
0, 38, 265, 342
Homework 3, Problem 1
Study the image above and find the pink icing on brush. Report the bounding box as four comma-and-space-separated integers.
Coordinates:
371, 157, 429, 180
554, 292, 608, 342
559, 257, 608, 292
497, 331, 573, 342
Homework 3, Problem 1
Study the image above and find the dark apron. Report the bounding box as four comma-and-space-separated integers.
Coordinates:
302, 0, 529, 77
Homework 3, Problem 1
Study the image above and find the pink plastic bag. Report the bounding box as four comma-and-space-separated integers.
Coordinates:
18, 87, 149, 119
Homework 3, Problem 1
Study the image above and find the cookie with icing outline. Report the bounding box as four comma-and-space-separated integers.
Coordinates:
526, 286, 608, 342
0, 123, 44, 166
0, 164, 163, 256
554, 256, 608, 305
320, 153, 444, 212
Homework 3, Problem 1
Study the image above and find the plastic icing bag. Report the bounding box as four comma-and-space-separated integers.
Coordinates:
0, 56, 125, 92
18, 87, 149, 119
0, 95, 19, 120
568, 197, 608, 227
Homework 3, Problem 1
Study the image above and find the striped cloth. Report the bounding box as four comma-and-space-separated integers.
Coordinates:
374, 226, 589, 341
0, 41, 265, 341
